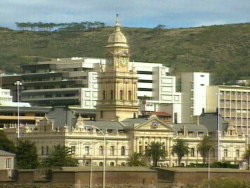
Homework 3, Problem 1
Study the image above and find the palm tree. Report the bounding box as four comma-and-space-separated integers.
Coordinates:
42, 145, 78, 167
127, 152, 146, 166
242, 145, 250, 169
197, 135, 213, 164
172, 139, 189, 166
145, 142, 167, 167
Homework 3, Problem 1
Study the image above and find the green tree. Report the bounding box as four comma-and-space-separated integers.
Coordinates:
172, 139, 189, 166
16, 139, 39, 169
242, 145, 250, 169
145, 142, 167, 167
42, 145, 78, 167
197, 135, 213, 164
0, 130, 16, 153
127, 152, 146, 166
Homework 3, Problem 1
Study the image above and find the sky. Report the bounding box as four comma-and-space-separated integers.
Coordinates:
0, 0, 250, 29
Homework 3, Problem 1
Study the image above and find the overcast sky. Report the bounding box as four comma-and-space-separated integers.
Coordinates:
1, 0, 250, 29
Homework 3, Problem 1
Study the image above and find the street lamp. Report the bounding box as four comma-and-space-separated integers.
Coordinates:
87, 125, 106, 188
207, 144, 218, 188
216, 92, 222, 161
15, 81, 22, 139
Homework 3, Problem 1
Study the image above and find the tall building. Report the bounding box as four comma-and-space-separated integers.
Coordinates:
96, 18, 139, 121
181, 72, 210, 123
206, 85, 250, 135
21, 57, 101, 107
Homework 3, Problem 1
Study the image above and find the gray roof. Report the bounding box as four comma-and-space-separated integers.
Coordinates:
82, 120, 125, 130
170, 123, 208, 134
46, 106, 77, 129
200, 113, 227, 133
0, 150, 15, 156
121, 118, 149, 127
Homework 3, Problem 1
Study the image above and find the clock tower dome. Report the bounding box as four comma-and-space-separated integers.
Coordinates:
96, 16, 139, 121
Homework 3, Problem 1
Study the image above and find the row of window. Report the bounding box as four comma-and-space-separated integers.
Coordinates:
71, 145, 126, 156
102, 90, 132, 100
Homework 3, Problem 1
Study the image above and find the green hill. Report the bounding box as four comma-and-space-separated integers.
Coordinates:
0, 23, 249, 84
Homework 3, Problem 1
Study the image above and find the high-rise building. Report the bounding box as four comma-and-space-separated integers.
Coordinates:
206, 85, 250, 134
181, 72, 210, 123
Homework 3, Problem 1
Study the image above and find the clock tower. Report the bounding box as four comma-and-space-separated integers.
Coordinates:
96, 16, 139, 121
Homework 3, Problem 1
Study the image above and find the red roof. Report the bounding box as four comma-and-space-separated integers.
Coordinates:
150, 112, 172, 117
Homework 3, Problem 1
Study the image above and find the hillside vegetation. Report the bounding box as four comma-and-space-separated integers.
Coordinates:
0, 23, 249, 84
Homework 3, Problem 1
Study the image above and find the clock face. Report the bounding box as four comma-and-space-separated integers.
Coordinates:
151, 122, 159, 128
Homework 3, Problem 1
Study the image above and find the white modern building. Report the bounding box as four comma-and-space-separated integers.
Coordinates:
0, 87, 30, 107
181, 72, 210, 123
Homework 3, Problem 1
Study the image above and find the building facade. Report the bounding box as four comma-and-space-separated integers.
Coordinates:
206, 85, 250, 135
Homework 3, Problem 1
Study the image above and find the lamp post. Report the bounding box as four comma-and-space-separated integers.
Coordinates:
216, 92, 222, 161
88, 126, 106, 188
15, 81, 22, 139
207, 144, 218, 188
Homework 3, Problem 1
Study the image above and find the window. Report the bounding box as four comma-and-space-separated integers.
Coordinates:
120, 90, 123, 100
110, 90, 114, 100
128, 91, 132, 100
121, 146, 125, 156
99, 146, 104, 155
102, 90, 105, 100
110, 146, 114, 156
41, 146, 44, 155
99, 162, 103, 166
110, 162, 114, 166
236, 149, 240, 158
6, 158, 12, 169
190, 148, 195, 157
85, 146, 90, 155
139, 146, 143, 154
71, 146, 76, 154
224, 149, 228, 157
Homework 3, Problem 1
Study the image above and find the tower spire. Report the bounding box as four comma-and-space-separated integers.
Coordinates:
115, 14, 120, 26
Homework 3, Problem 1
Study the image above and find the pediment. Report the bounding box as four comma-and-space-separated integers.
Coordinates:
134, 117, 174, 132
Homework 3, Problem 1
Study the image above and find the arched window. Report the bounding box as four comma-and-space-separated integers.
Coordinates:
120, 90, 123, 100
99, 146, 104, 155
110, 146, 114, 156
121, 146, 125, 156
102, 90, 105, 100
128, 90, 132, 100
110, 162, 114, 166
110, 90, 114, 100
99, 162, 103, 166
121, 162, 126, 166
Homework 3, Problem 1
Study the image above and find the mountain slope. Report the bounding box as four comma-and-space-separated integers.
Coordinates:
0, 23, 249, 84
